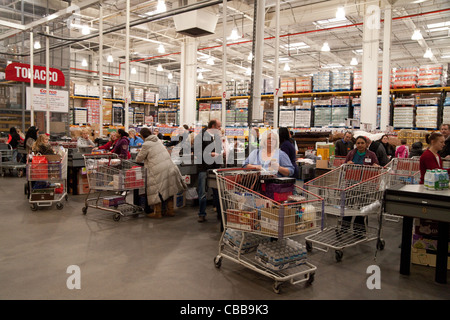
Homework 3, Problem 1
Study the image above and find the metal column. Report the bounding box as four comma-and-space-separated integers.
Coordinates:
124, 0, 130, 130
46, 26, 50, 134
99, 1, 104, 137
380, 5, 392, 131
30, 31, 34, 127
250, 0, 265, 123
273, 0, 280, 129
221, 0, 227, 128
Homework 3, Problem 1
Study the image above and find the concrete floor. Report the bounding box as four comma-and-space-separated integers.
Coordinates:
0, 176, 449, 300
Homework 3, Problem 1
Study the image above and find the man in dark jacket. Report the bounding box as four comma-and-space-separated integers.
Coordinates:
335, 131, 354, 157
368, 138, 390, 167
439, 124, 450, 159
194, 119, 223, 223
409, 141, 424, 158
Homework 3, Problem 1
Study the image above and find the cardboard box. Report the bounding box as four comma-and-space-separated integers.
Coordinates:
30, 189, 55, 201
226, 209, 257, 231
411, 247, 450, 269
316, 159, 329, 169
260, 207, 296, 238
77, 183, 90, 195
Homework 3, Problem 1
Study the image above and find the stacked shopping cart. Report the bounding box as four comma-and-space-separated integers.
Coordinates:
213, 168, 324, 293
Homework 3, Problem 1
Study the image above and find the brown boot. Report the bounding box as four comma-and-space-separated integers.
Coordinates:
165, 197, 175, 217
147, 203, 162, 218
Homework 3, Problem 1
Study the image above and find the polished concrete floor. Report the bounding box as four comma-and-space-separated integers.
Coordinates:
0, 176, 449, 300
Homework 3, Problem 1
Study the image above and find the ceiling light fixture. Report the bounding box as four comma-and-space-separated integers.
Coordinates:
158, 43, 165, 54
423, 48, 433, 59
81, 25, 90, 35
350, 57, 358, 66
336, 6, 345, 19
283, 63, 290, 71
168, 72, 173, 80
34, 41, 41, 50
321, 42, 330, 52
206, 53, 215, 65
131, 67, 137, 74
228, 28, 240, 41
81, 58, 88, 67
156, 0, 166, 13
157, 64, 163, 72
411, 29, 423, 41
198, 72, 204, 80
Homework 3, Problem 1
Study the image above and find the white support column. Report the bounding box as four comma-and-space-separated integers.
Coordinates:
180, 37, 198, 126
46, 26, 50, 134
99, 1, 104, 137
273, 0, 280, 129
380, 4, 392, 131
221, 0, 227, 128
360, 4, 381, 130
124, 0, 130, 130
251, 0, 265, 122
30, 31, 34, 127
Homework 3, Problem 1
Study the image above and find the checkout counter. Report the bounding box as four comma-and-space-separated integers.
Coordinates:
385, 184, 450, 284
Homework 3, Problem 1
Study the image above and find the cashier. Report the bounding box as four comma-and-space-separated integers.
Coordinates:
345, 136, 379, 167
243, 130, 294, 177
419, 132, 445, 184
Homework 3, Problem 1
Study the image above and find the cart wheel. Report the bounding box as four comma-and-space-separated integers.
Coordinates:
24, 183, 29, 195
306, 240, 313, 252
376, 239, 385, 251
30, 203, 38, 211
214, 255, 222, 268
82, 207, 88, 215
65, 195, 68, 201
335, 250, 344, 262
306, 272, 315, 285
272, 282, 282, 294
18, 170, 24, 178
56, 202, 64, 210
113, 213, 121, 221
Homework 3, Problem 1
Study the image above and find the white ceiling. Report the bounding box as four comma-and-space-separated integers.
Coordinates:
1, 0, 450, 86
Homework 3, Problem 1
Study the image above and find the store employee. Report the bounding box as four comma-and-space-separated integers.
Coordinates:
345, 136, 379, 166
335, 131, 354, 157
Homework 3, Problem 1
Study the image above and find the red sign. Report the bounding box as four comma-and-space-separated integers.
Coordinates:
5, 62, 65, 87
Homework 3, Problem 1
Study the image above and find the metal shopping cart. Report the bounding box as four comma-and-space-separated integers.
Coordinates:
26, 149, 68, 211
0, 143, 26, 177
383, 157, 420, 222
330, 156, 347, 168
82, 153, 145, 221
213, 168, 324, 294
303, 164, 390, 262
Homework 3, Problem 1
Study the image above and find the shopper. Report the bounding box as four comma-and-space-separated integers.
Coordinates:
419, 132, 445, 184
7, 127, 23, 162
395, 139, 409, 158
243, 130, 295, 177
409, 141, 424, 158
24, 126, 39, 156
344, 135, 379, 238
438, 123, 450, 159
136, 127, 187, 218
93, 131, 118, 152
32, 134, 55, 155
290, 130, 299, 154
335, 131, 354, 157
128, 128, 144, 147
380, 134, 395, 160
194, 119, 223, 223
345, 136, 379, 166
368, 136, 390, 166
278, 127, 299, 178
112, 129, 131, 159
152, 127, 164, 140
76, 128, 95, 152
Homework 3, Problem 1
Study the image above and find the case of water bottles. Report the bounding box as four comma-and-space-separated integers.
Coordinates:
255, 239, 308, 271
424, 169, 449, 191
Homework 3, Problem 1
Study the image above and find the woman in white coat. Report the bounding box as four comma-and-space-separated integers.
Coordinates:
136, 127, 187, 218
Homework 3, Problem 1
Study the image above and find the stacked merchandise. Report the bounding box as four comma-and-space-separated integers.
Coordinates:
87, 85, 100, 97
443, 94, 450, 124
392, 67, 418, 88
235, 99, 248, 124
226, 80, 236, 96
415, 93, 440, 129
279, 105, 295, 127
167, 84, 178, 99
200, 84, 212, 97
236, 81, 250, 96
352, 96, 361, 122
226, 109, 236, 124
103, 86, 113, 99
280, 77, 296, 93
73, 83, 88, 96
128, 107, 134, 125
210, 83, 221, 97
313, 71, 332, 92
295, 76, 312, 93
113, 85, 125, 100
294, 98, 312, 127
264, 78, 275, 94
210, 103, 222, 122
225, 127, 245, 138
102, 101, 113, 125
83, 99, 100, 124
313, 97, 333, 127
223, 229, 270, 254
112, 103, 124, 126
331, 96, 350, 127
353, 69, 384, 90
132, 88, 144, 102
198, 103, 211, 125
255, 239, 307, 271
134, 109, 145, 125
73, 107, 88, 125
417, 64, 447, 88
159, 85, 168, 100
393, 96, 415, 128
331, 70, 352, 91
144, 90, 156, 103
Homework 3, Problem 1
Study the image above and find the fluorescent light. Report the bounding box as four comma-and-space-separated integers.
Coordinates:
107, 55, 113, 63
156, 0, 166, 13
198, 72, 204, 80
322, 63, 342, 69
157, 64, 163, 71
228, 28, 240, 41
441, 54, 450, 59
283, 63, 290, 71
158, 44, 165, 54
427, 21, 450, 29
131, 67, 137, 74
350, 57, 358, 66
206, 56, 215, 65
423, 48, 433, 59
81, 58, 88, 67
81, 25, 90, 35
168, 72, 173, 79
281, 42, 310, 50
34, 41, 41, 49
336, 6, 345, 19
321, 42, 330, 52
411, 29, 423, 40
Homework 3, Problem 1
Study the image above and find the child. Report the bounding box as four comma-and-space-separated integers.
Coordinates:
395, 139, 409, 158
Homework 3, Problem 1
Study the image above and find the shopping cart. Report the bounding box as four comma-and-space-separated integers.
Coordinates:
213, 168, 324, 294
26, 149, 68, 211
0, 143, 26, 177
383, 157, 420, 222
330, 156, 346, 168
82, 153, 145, 221
302, 164, 390, 262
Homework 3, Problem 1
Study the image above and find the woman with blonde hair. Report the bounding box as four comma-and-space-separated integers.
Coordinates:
77, 128, 95, 152
32, 134, 55, 155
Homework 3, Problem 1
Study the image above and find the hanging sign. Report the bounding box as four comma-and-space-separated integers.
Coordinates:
5, 62, 65, 87
26, 87, 69, 113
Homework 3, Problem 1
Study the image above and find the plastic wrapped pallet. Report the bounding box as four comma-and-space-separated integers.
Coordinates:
331, 70, 352, 91
159, 85, 168, 100
113, 85, 125, 100
295, 76, 312, 93
313, 71, 331, 92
